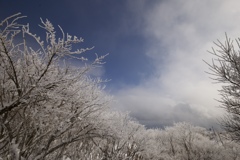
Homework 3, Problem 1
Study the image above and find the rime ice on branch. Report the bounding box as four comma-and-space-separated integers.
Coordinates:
0, 13, 110, 159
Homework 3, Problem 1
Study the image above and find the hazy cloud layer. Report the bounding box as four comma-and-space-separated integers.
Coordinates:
113, 0, 240, 128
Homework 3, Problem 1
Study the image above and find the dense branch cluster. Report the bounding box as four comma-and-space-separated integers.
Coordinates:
0, 13, 110, 159
0, 14, 240, 160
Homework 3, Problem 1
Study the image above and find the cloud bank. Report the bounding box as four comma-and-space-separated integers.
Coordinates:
113, 0, 240, 129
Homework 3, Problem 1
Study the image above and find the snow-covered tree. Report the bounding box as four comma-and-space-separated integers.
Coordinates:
0, 13, 110, 159
145, 123, 240, 160
91, 111, 147, 160
206, 34, 240, 142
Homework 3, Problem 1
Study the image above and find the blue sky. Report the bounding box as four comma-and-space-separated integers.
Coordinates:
0, 0, 155, 89
2, 0, 240, 128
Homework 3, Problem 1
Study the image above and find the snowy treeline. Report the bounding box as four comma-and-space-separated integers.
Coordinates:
0, 14, 240, 160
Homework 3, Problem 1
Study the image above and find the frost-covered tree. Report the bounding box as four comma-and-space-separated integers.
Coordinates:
206, 34, 240, 142
146, 123, 240, 160
0, 13, 110, 159
91, 111, 148, 160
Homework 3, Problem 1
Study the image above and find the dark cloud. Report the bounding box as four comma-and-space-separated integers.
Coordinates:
130, 103, 221, 130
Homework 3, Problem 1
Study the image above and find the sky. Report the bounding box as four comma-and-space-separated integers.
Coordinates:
1, 0, 240, 129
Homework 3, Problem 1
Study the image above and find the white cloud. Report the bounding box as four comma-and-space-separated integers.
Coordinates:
113, 0, 240, 128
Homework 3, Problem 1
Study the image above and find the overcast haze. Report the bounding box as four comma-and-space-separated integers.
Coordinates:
1, 0, 240, 129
